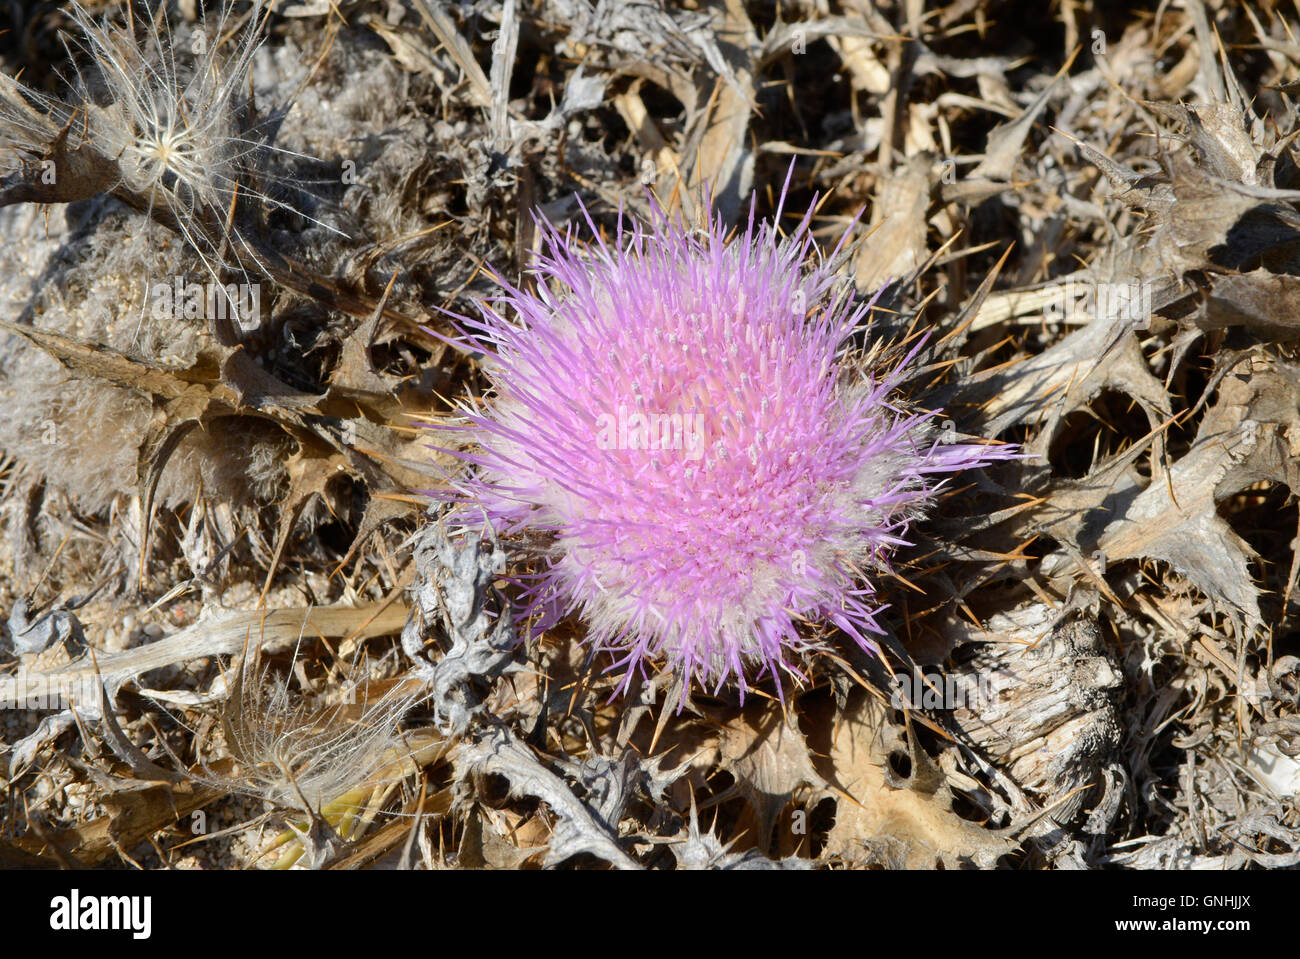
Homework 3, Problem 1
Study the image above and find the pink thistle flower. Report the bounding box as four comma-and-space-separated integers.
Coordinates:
436, 179, 1015, 701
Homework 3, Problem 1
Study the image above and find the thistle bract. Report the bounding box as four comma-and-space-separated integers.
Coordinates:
442, 187, 1014, 698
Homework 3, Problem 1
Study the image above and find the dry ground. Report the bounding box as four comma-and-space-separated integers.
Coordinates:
1, 0, 1299, 869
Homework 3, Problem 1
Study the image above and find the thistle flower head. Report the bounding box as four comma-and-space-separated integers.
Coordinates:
440, 181, 1015, 699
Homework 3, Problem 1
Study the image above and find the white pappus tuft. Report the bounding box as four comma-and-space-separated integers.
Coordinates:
0, 0, 343, 330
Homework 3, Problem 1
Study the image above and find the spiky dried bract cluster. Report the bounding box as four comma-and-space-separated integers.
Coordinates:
443, 191, 1016, 698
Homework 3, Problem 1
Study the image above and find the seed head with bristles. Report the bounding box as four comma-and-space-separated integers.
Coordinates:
0, 1, 339, 311
211, 653, 421, 818
434, 178, 1017, 701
